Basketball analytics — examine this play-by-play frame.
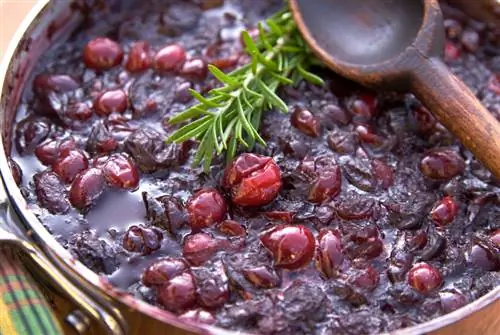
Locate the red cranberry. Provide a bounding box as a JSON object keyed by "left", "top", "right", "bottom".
{"left": 316, "top": 229, "right": 343, "bottom": 278}
{"left": 430, "top": 196, "right": 458, "bottom": 226}
{"left": 186, "top": 188, "right": 226, "bottom": 230}
{"left": 95, "top": 89, "right": 128, "bottom": 116}
{"left": 183, "top": 233, "right": 220, "bottom": 266}
{"left": 142, "top": 258, "right": 188, "bottom": 287}
{"left": 420, "top": 149, "right": 465, "bottom": 180}
{"left": 243, "top": 266, "right": 281, "bottom": 288}
{"left": 407, "top": 263, "right": 443, "bottom": 294}
{"left": 69, "top": 168, "right": 105, "bottom": 210}
{"left": 126, "top": 41, "right": 153, "bottom": 72}
{"left": 345, "top": 93, "right": 377, "bottom": 120}
{"left": 223, "top": 153, "right": 281, "bottom": 207}
{"left": 372, "top": 159, "right": 394, "bottom": 189}
{"left": 33, "top": 74, "right": 79, "bottom": 95}
{"left": 290, "top": 107, "right": 321, "bottom": 137}
{"left": 491, "top": 230, "right": 500, "bottom": 248}
{"left": 154, "top": 44, "right": 186, "bottom": 72}
{"left": 8, "top": 159, "right": 22, "bottom": 186}
{"left": 263, "top": 211, "right": 295, "bottom": 224}
{"left": 439, "top": 291, "right": 468, "bottom": 313}
{"left": 66, "top": 102, "right": 93, "bottom": 121}
{"left": 217, "top": 220, "right": 246, "bottom": 236}
{"left": 157, "top": 272, "right": 197, "bottom": 313}
{"left": 355, "top": 124, "right": 383, "bottom": 145}
{"left": 412, "top": 105, "right": 436, "bottom": 134}
{"left": 349, "top": 265, "right": 380, "bottom": 291}
{"left": 35, "top": 138, "right": 76, "bottom": 166}
{"left": 83, "top": 37, "right": 124, "bottom": 70}
{"left": 444, "top": 41, "right": 461, "bottom": 62}
{"left": 327, "top": 131, "right": 357, "bottom": 154}
{"left": 102, "top": 154, "right": 139, "bottom": 190}
{"left": 180, "top": 58, "right": 208, "bottom": 81}
{"left": 336, "top": 195, "right": 374, "bottom": 221}
{"left": 210, "top": 55, "right": 239, "bottom": 70}
{"left": 178, "top": 309, "right": 215, "bottom": 325}
{"left": 308, "top": 165, "right": 342, "bottom": 204}
{"left": 344, "top": 224, "right": 384, "bottom": 260}
{"left": 123, "top": 225, "right": 163, "bottom": 255}
{"left": 468, "top": 243, "right": 499, "bottom": 271}
{"left": 87, "top": 123, "right": 118, "bottom": 155}
{"left": 260, "top": 225, "right": 315, "bottom": 270}
{"left": 52, "top": 149, "right": 89, "bottom": 183}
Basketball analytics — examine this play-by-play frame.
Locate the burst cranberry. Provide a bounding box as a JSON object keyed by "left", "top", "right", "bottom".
{"left": 102, "top": 154, "right": 139, "bottom": 190}
{"left": 94, "top": 89, "right": 128, "bottom": 116}
{"left": 123, "top": 225, "right": 163, "bottom": 255}
{"left": 126, "top": 41, "right": 153, "bottom": 72}
{"left": 372, "top": 159, "right": 393, "bottom": 189}
{"left": 217, "top": 220, "right": 246, "bottom": 236}
{"left": 439, "top": 291, "right": 468, "bottom": 313}
{"left": 66, "top": 102, "right": 93, "bottom": 121}
{"left": 183, "top": 233, "right": 220, "bottom": 266}
{"left": 15, "top": 116, "right": 51, "bottom": 154}
{"left": 243, "top": 266, "right": 281, "bottom": 288}
{"left": 444, "top": 41, "right": 461, "bottom": 62}
{"left": 491, "top": 230, "right": 500, "bottom": 248}
{"left": 349, "top": 265, "right": 380, "bottom": 290}
{"left": 69, "top": 168, "right": 105, "bottom": 210}
{"left": 35, "top": 138, "right": 76, "bottom": 166}
{"left": 52, "top": 149, "right": 89, "bottom": 183}
{"left": 180, "top": 58, "right": 208, "bottom": 81}
{"left": 345, "top": 93, "right": 377, "bottom": 120}
{"left": 260, "top": 224, "right": 315, "bottom": 270}
{"left": 186, "top": 188, "right": 226, "bottom": 230}
{"left": 412, "top": 105, "right": 436, "bottom": 134}
{"left": 142, "top": 258, "right": 189, "bottom": 287}
{"left": 316, "top": 229, "right": 344, "bottom": 278}
{"left": 223, "top": 153, "right": 281, "bottom": 207}
{"left": 407, "top": 263, "right": 443, "bottom": 294}
{"left": 264, "top": 211, "right": 295, "bottom": 224}
{"left": 154, "top": 44, "right": 186, "bottom": 72}
{"left": 308, "top": 165, "right": 342, "bottom": 203}
{"left": 344, "top": 225, "right": 384, "bottom": 260}
{"left": 8, "top": 159, "right": 22, "bottom": 186}
{"left": 468, "top": 243, "right": 499, "bottom": 271}
{"left": 430, "top": 196, "right": 458, "bottom": 226}
{"left": 420, "top": 149, "right": 465, "bottom": 180}
{"left": 336, "top": 196, "right": 374, "bottom": 221}
{"left": 34, "top": 172, "right": 70, "bottom": 214}
{"left": 33, "top": 74, "right": 79, "bottom": 95}
{"left": 157, "top": 272, "right": 197, "bottom": 313}
{"left": 290, "top": 107, "right": 320, "bottom": 137}
{"left": 83, "top": 37, "right": 123, "bottom": 70}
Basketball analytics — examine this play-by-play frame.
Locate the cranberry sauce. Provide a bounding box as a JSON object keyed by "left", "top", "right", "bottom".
{"left": 9, "top": 1, "right": 499, "bottom": 334}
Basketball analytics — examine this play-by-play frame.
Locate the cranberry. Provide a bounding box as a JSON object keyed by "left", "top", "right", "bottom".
{"left": 174, "top": 81, "right": 194, "bottom": 103}
{"left": 83, "top": 37, "right": 124, "bottom": 70}
{"left": 420, "top": 149, "right": 465, "bottom": 180}
{"left": 143, "top": 193, "right": 187, "bottom": 234}
{"left": 430, "top": 196, "right": 458, "bottom": 226}
{"left": 186, "top": 188, "right": 226, "bottom": 230}
{"left": 308, "top": 164, "right": 342, "bottom": 204}
{"left": 178, "top": 309, "right": 215, "bottom": 325}
{"left": 15, "top": 116, "right": 51, "bottom": 154}
{"left": 33, "top": 74, "right": 79, "bottom": 95}
{"left": 183, "top": 233, "right": 219, "bottom": 266}
{"left": 94, "top": 89, "right": 128, "bottom": 116}
{"left": 345, "top": 93, "right": 377, "bottom": 120}
{"left": 8, "top": 159, "right": 22, "bottom": 186}
{"left": 157, "top": 272, "right": 197, "bottom": 313}
{"left": 290, "top": 107, "right": 321, "bottom": 137}
{"left": 180, "top": 58, "right": 208, "bottom": 81}
{"left": 35, "top": 138, "right": 76, "bottom": 166}
{"left": 126, "top": 41, "right": 153, "bottom": 72}
{"left": 467, "top": 243, "right": 499, "bottom": 271}
{"left": 412, "top": 105, "right": 436, "bottom": 134}
{"left": 69, "top": 168, "right": 105, "bottom": 210}
{"left": 102, "top": 154, "right": 139, "bottom": 190}
{"left": 336, "top": 195, "right": 374, "bottom": 221}
{"left": 388, "top": 251, "right": 414, "bottom": 283}
{"left": 372, "top": 159, "right": 394, "bottom": 189}
{"left": 344, "top": 224, "right": 384, "bottom": 260}
{"left": 487, "top": 74, "right": 500, "bottom": 95}
{"left": 316, "top": 229, "right": 343, "bottom": 278}
{"left": 439, "top": 291, "right": 468, "bottom": 313}
{"left": 263, "top": 211, "right": 295, "bottom": 224}
{"left": 193, "top": 267, "right": 229, "bottom": 308}
{"left": 87, "top": 122, "right": 118, "bottom": 155}
{"left": 444, "top": 41, "right": 461, "bottom": 62}
{"left": 154, "top": 44, "right": 186, "bottom": 72}
{"left": 217, "top": 220, "right": 246, "bottom": 236}
{"left": 223, "top": 153, "right": 281, "bottom": 207}
{"left": 210, "top": 55, "right": 239, "bottom": 71}
{"left": 52, "top": 149, "right": 89, "bottom": 183}
{"left": 327, "top": 131, "right": 357, "bottom": 154}
{"left": 66, "top": 102, "right": 93, "bottom": 121}
{"left": 243, "top": 266, "right": 281, "bottom": 288}
{"left": 322, "top": 103, "right": 350, "bottom": 126}
{"left": 260, "top": 224, "right": 315, "bottom": 270}
{"left": 407, "top": 263, "right": 443, "bottom": 294}
{"left": 491, "top": 230, "right": 500, "bottom": 248}
{"left": 142, "top": 258, "right": 188, "bottom": 287}
{"left": 349, "top": 265, "right": 380, "bottom": 291}
{"left": 34, "top": 171, "right": 70, "bottom": 214}
{"left": 123, "top": 225, "right": 163, "bottom": 255}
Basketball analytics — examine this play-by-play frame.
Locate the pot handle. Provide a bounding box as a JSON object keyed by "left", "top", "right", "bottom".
{"left": 0, "top": 227, "right": 127, "bottom": 335}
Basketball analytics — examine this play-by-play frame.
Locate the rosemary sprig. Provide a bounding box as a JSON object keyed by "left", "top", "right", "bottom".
{"left": 166, "top": 8, "right": 324, "bottom": 171}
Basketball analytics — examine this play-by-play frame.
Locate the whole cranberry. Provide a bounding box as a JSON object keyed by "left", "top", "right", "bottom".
{"left": 186, "top": 188, "right": 226, "bottom": 230}
{"left": 180, "top": 58, "right": 208, "bottom": 81}
{"left": 35, "top": 138, "right": 76, "bottom": 166}
{"left": 69, "top": 168, "right": 105, "bottom": 210}
{"left": 102, "top": 154, "right": 139, "bottom": 190}
{"left": 290, "top": 107, "right": 320, "bottom": 137}
{"left": 345, "top": 93, "right": 378, "bottom": 120}
{"left": 126, "top": 41, "right": 153, "bottom": 72}
{"left": 154, "top": 44, "right": 186, "bottom": 72}
{"left": 349, "top": 265, "right": 380, "bottom": 291}
{"left": 217, "top": 220, "right": 246, "bottom": 236}
{"left": 439, "top": 291, "right": 468, "bottom": 313}
{"left": 467, "top": 243, "right": 499, "bottom": 271}
{"left": 491, "top": 230, "right": 500, "bottom": 248}
{"left": 223, "top": 153, "right": 281, "bottom": 207}
{"left": 178, "top": 309, "right": 215, "bottom": 325}
{"left": 316, "top": 229, "right": 344, "bottom": 278}
{"left": 183, "top": 233, "right": 220, "bottom": 266}
{"left": 260, "top": 224, "right": 315, "bottom": 270}
{"left": 83, "top": 37, "right": 124, "bottom": 70}
{"left": 33, "top": 74, "right": 79, "bottom": 95}
{"left": 407, "top": 263, "right": 443, "bottom": 294}
{"left": 52, "top": 149, "right": 89, "bottom": 183}
{"left": 123, "top": 225, "right": 163, "bottom": 255}
{"left": 420, "top": 149, "right": 465, "bottom": 180}
{"left": 243, "top": 266, "right": 281, "bottom": 288}
{"left": 157, "top": 272, "right": 197, "bottom": 313}
{"left": 142, "top": 258, "right": 188, "bottom": 287}
{"left": 94, "top": 89, "right": 128, "bottom": 116}
{"left": 430, "top": 196, "right": 458, "bottom": 226}
{"left": 8, "top": 159, "right": 22, "bottom": 186}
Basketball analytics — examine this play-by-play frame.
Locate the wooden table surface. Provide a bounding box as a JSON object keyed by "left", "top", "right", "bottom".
{"left": 1, "top": 1, "right": 498, "bottom": 335}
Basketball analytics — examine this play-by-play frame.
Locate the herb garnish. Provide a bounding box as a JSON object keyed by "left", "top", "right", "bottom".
{"left": 166, "top": 8, "right": 323, "bottom": 171}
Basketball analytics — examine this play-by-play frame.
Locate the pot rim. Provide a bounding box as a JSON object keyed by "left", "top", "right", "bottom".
{"left": 0, "top": 2, "right": 498, "bottom": 335}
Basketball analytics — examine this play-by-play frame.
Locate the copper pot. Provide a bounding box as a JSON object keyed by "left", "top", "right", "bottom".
{"left": 0, "top": 1, "right": 498, "bottom": 334}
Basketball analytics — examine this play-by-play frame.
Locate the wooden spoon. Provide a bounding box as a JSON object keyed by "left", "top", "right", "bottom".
{"left": 290, "top": 0, "right": 500, "bottom": 178}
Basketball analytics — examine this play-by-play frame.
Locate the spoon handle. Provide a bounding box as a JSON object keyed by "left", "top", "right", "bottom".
{"left": 410, "top": 56, "right": 500, "bottom": 179}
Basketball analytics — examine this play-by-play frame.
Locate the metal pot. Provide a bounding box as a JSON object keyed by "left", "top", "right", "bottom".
{"left": 0, "top": 1, "right": 498, "bottom": 334}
